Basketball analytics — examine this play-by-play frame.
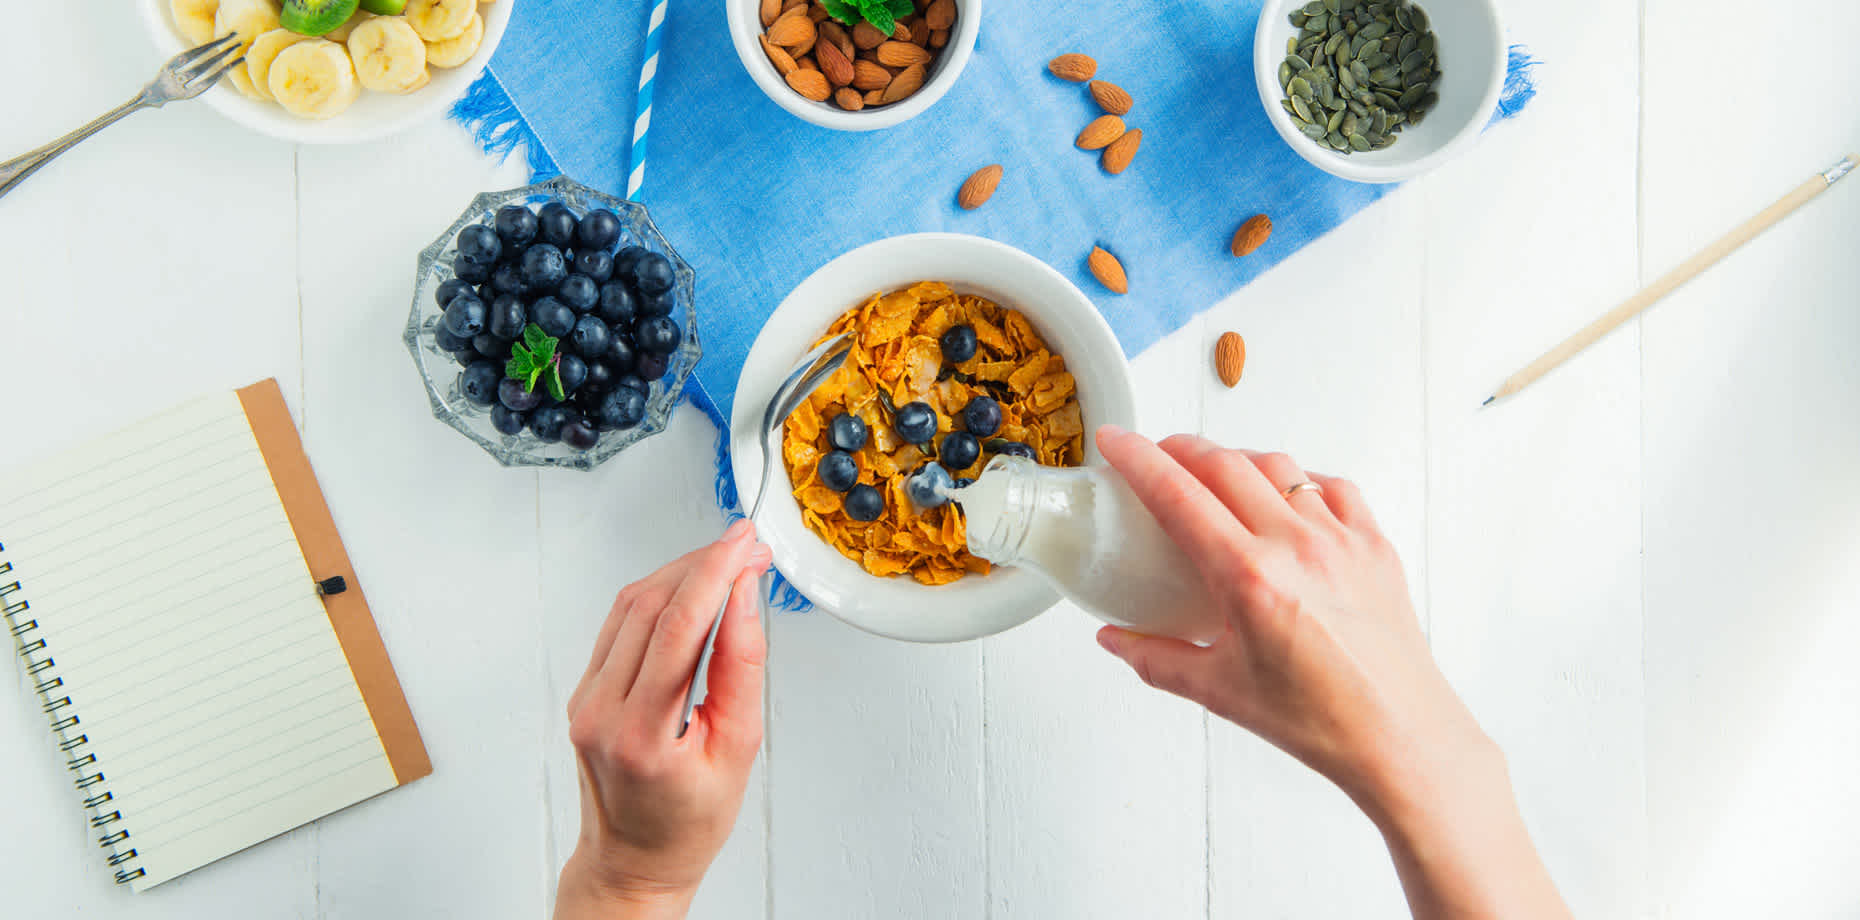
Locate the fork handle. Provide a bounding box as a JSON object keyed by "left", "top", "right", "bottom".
{"left": 0, "top": 94, "right": 155, "bottom": 202}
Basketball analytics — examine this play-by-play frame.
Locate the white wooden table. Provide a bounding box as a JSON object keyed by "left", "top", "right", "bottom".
{"left": 4, "top": 2, "right": 1857, "bottom": 917}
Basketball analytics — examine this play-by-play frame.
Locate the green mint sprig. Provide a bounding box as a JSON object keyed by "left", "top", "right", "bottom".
{"left": 506, "top": 323, "right": 566, "bottom": 401}
{"left": 821, "top": 0, "right": 914, "bottom": 35}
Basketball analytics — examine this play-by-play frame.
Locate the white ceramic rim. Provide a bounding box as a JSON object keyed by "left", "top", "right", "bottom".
{"left": 725, "top": 0, "right": 982, "bottom": 132}
{"left": 731, "top": 233, "right": 1137, "bottom": 642}
{"left": 1251, "top": 0, "right": 1505, "bottom": 184}
{"left": 135, "top": 0, "right": 514, "bottom": 145}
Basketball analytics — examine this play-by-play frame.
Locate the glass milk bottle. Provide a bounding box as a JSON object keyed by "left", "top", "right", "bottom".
{"left": 955, "top": 455, "right": 1223, "bottom": 643}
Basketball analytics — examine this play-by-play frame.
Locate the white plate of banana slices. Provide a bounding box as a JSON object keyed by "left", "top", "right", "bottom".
{"left": 138, "top": 0, "right": 513, "bottom": 144}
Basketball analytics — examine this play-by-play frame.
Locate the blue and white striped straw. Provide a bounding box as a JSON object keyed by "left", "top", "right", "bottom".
{"left": 627, "top": 0, "right": 667, "bottom": 200}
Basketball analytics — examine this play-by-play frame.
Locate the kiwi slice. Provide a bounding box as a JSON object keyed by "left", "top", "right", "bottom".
{"left": 280, "top": 0, "right": 362, "bottom": 36}
{"left": 358, "top": 0, "right": 407, "bottom": 14}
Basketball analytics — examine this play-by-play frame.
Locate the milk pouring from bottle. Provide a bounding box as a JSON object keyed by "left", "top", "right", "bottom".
{"left": 956, "top": 456, "right": 1223, "bottom": 643}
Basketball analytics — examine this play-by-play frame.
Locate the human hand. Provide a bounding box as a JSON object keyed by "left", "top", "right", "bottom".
{"left": 554, "top": 520, "right": 770, "bottom": 920}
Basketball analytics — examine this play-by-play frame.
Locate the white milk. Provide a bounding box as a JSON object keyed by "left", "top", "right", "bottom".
{"left": 956, "top": 456, "right": 1223, "bottom": 643}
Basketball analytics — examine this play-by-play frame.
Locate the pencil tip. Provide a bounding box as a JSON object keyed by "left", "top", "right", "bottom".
{"left": 1480, "top": 395, "right": 1496, "bottom": 407}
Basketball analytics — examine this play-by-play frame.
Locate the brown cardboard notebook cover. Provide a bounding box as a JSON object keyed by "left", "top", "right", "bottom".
{"left": 236, "top": 379, "right": 432, "bottom": 785}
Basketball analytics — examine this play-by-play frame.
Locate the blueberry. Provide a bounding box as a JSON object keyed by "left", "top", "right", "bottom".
{"left": 456, "top": 224, "right": 502, "bottom": 264}
{"left": 519, "top": 244, "right": 568, "bottom": 292}
{"left": 994, "top": 440, "right": 1037, "bottom": 460}
{"left": 477, "top": 282, "right": 499, "bottom": 305}
{"left": 568, "top": 315, "right": 613, "bottom": 360}
{"left": 906, "top": 462, "right": 954, "bottom": 508}
{"left": 491, "top": 403, "right": 527, "bottom": 436}
{"left": 893, "top": 401, "right": 938, "bottom": 444}
{"left": 843, "top": 484, "right": 885, "bottom": 522}
{"left": 459, "top": 360, "right": 502, "bottom": 405}
{"left": 817, "top": 450, "right": 860, "bottom": 492}
{"left": 452, "top": 254, "right": 492, "bottom": 284}
{"left": 605, "top": 335, "right": 638, "bottom": 374}
{"left": 634, "top": 315, "right": 682, "bottom": 354}
{"left": 472, "top": 332, "right": 510, "bottom": 359}
{"left": 562, "top": 420, "right": 600, "bottom": 451}
{"left": 455, "top": 349, "right": 481, "bottom": 368}
{"left": 583, "top": 359, "right": 616, "bottom": 394}
{"left": 614, "top": 245, "right": 647, "bottom": 279}
{"left": 435, "top": 277, "right": 475, "bottom": 308}
{"left": 595, "top": 386, "right": 647, "bottom": 430}
{"left": 433, "top": 324, "right": 473, "bottom": 355}
{"left": 556, "top": 353, "right": 588, "bottom": 394}
{"left": 494, "top": 205, "right": 539, "bottom": 248}
{"left": 572, "top": 385, "right": 608, "bottom": 414}
{"left": 636, "top": 352, "right": 670, "bottom": 380}
{"left": 561, "top": 248, "right": 578, "bottom": 268}
{"left": 531, "top": 296, "right": 576, "bottom": 338}
{"left": 940, "top": 324, "right": 978, "bottom": 363}
{"left": 499, "top": 377, "right": 544, "bottom": 412}
{"left": 491, "top": 262, "right": 529, "bottom": 297}
{"left": 557, "top": 274, "right": 600, "bottom": 312}
{"left": 574, "top": 249, "right": 614, "bottom": 283}
{"left": 954, "top": 477, "right": 976, "bottom": 489}
{"left": 577, "top": 209, "right": 622, "bottom": 252}
{"left": 828, "top": 413, "right": 868, "bottom": 451}
{"left": 488, "top": 294, "right": 527, "bottom": 340}
{"left": 962, "top": 396, "right": 1001, "bottom": 437}
{"left": 537, "top": 202, "right": 578, "bottom": 248}
{"left": 596, "top": 282, "right": 638, "bottom": 327}
{"left": 940, "top": 431, "right": 981, "bottom": 471}
{"left": 529, "top": 406, "right": 571, "bottom": 442}
{"left": 633, "top": 252, "right": 675, "bottom": 295}
{"left": 639, "top": 287, "right": 676, "bottom": 318}
{"left": 442, "top": 293, "right": 488, "bottom": 337}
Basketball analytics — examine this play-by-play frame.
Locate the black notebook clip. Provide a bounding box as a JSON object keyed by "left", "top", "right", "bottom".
{"left": 315, "top": 575, "right": 348, "bottom": 597}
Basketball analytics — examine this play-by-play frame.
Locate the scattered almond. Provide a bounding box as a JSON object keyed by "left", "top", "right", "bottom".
{"left": 958, "top": 164, "right": 1003, "bottom": 210}
{"left": 1231, "top": 214, "right": 1272, "bottom": 257}
{"left": 1088, "top": 246, "right": 1128, "bottom": 294}
{"left": 816, "top": 39, "right": 855, "bottom": 86}
{"left": 851, "top": 21, "right": 887, "bottom": 49}
{"left": 1075, "top": 114, "right": 1126, "bottom": 150}
{"left": 1048, "top": 53, "right": 1097, "bottom": 82}
{"left": 875, "top": 40, "right": 930, "bottom": 68}
{"left": 1214, "top": 332, "right": 1246, "bottom": 387}
{"left": 1101, "top": 127, "right": 1141, "bottom": 174}
{"left": 1088, "top": 79, "right": 1132, "bottom": 115}
{"left": 851, "top": 59, "right": 892, "bottom": 91}
{"left": 759, "top": 0, "right": 781, "bottom": 28}
{"left": 785, "top": 68, "right": 830, "bottom": 101}
{"left": 766, "top": 8, "right": 814, "bottom": 47}
{"left": 926, "top": 0, "right": 956, "bottom": 30}
{"left": 834, "top": 86, "right": 865, "bottom": 111}
{"left": 880, "top": 62, "right": 925, "bottom": 103}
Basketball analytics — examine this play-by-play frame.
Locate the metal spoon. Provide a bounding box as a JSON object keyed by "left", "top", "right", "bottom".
{"left": 678, "top": 331, "right": 853, "bottom": 737}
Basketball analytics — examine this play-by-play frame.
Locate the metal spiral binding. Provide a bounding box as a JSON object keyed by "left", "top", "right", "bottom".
{"left": 1, "top": 549, "right": 145, "bottom": 885}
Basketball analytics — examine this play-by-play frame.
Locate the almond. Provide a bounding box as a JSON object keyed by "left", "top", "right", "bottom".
{"left": 1075, "top": 114, "right": 1125, "bottom": 150}
{"left": 851, "top": 21, "right": 887, "bottom": 49}
{"left": 766, "top": 9, "right": 814, "bottom": 47}
{"left": 1214, "top": 332, "right": 1246, "bottom": 387}
{"left": 864, "top": 87, "right": 887, "bottom": 105}
{"left": 875, "top": 40, "right": 930, "bottom": 68}
{"left": 817, "top": 39, "right": 855, "bottom": 86}
{"left": 890, "top": 21, "right": 913, "bottom": 43}
{"left": 795, "top": 55, "right": 817, "bottom": 71}
{"left": 929, "top": 28, "right": 948, "bottom": 48}
{"left": 1088, "top": 246, "right": 1128, "bottom": 295}
{"left": 925, "top": 0, "right": 956, "bottom": 30}
{"left": 852, "top": 59, "right": 892, "bottom": 91}
{"left": 1089, "top": 79, "right": 1132, "bottom": 115}
{"left": 903, "top": 16, "right": 928, "bottom": 47}
{"left": 786, "top": 68, "right": 830, "bottom": 101}
{"left": 818, "top": 21, "right": 853, "bottom": 60}
{"left": 761, "top": 36, "right": 798, "bottom": 76}
{"left": 1231, "top": 214, "right": 1272, "bottom": 257}
{"left": 1048, "top": 53, "right": 1096, "bottom": 82}
{"left": 782, "top": 0, "right": 806, "bottom": 10}
{"left": 1101, "top": 127, "right": 1141, "bottom": 174}
{"left": 958, "top": 164, "right": 1003, "bottom": 210}
{"left": 759, "top": 0, "right": 781, "bottom": 28}
{"left": 834, "top": 86, "right": 865, "bottom": 111}
{"left": 880, "top": 62, "right": 924, "bottom": 103}
{"left": 790, "top": 32, "right": 816, "bottom": 56}
{"left": 807, "top": 2, "right": 831, "bottom": 22}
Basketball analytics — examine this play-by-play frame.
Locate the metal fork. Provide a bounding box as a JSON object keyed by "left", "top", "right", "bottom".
{"left": 0, "top": 34, "right": 245, "bottom": 202}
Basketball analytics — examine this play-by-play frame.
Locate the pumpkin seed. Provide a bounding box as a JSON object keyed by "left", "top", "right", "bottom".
{"left": 1301, "top": 122, "right": 1327, "bottom": 139}
{"left": 1303, "top": 1, "right": 1324, "bottom": 15}
{"left": 1410, "top": 6, "right": 1427, "bottom": 30}
{"left": 1398, "top": 31, "right": 1419, "bottom": 59}
{"left": 1290, "top": 10, "right": 1309, "bottom": 27}
{"left": 1306, "top": 12, "right": 1328, "bottom": 31}
{"left": 1326, "top": 109, "right": 1344, "bottom": 132}
{"left": 1401, "top": 49, "right": 1430, "bottom": 74}
{"left": 1290, "top": 95, "right": 1314, "bottom": 121}
{"left": 1328, "top": 131, "right": 1347, "bottom": 148}
{"left": 1395, "top": 5, "right": 1411, "bottom": 29}
{"left": 1281, "top": 63, "right": 1294, "bottom": 88}
{"left": 1286, "top": 52, "right": 1310, "bottom": 71}
{"left": 1349, "top": 133, "right": 1370, "bottom": 151}
{"left": 1348, "top": 99, "right": 1370, "bottom": 117}
{"left": 1324, "top": 0, "right": 1339, "bottom": 12}
{"left": 1341, "top": 112, "right": 1359, "bottom": 136}
{"left": 1288, "top": 76, "right": 1312, "bottom": 99}
{"left": 1370, "top": 108, "right": 1388, "bottom": 133}
{"left": 1358, "top": 21, "right": 1389, "bottom": 40}
{"left": 1339, "top": 67, "right": 1358, "bottom": 92}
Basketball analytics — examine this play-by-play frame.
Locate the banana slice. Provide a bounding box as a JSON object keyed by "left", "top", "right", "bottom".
{"left": 347, "top": 16, "right": 428, "bottom": 92}
{"left": 223, "top": 65, "right": 264, "bottom": 99}
{"left": 399, "top": 68, "right": 431, "bottom": 92}
{"left": 171, "top": 0, "right": 221, "bottom": 45}
{"left": 325, "top": 9, "right": 373, "bottom": 43}
{"left": 423, "top": 11, "right": 481, "bottom": 68}
{"left": 405, "top": 0, "right": 474, "bottom": 41}
{"left": 268, "top": 39, "right": 360, "bottom": 119}
{"left": 244, "top": 29, "right": 306, "bottom": 102}
{"left": 214, "top": 0, "right": 280, "bottom": 56}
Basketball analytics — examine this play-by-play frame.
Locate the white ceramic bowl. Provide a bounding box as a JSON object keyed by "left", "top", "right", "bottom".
{"left": 725, "top": 0, "right": 981, "bottom": 132}
{"left": 732, "top": 234, "right": 1137, "bottom": 642}
{"left": 1252, "top": 0, "right": 1504, "bottom": 183}
{"left": 136, "top": 0, "right": 514, "bottom": 145}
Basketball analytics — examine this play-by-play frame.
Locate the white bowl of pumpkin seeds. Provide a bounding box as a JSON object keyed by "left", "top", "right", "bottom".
{"left": 1253, "top": 0, "right": 1505, "bottom": 183}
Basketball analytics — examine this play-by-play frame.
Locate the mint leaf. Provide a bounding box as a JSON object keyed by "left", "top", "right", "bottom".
{"left": 508, "top": 324, "right": 564, "bottom": 394}
{"left": 545, "top": 359, "right": 566, "bottom": 402}
{"left": 883, "top": 0, "right": 913, "bottom": 18}
{"left": 523, "top": 323, "right": 549, "bottom": 352}
{"left": 858, "top": 0, "right": 895, "bottom": 34}
{"left": 505, "top": 356, "right": 528, "bottom": 380}
{"left": 820, "top": 0, "right": 858, "bottom": 24}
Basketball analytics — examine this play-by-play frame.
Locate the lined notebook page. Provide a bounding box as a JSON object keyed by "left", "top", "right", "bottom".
{"left": 0, "top": 392, "right": 397, "bottom": 890}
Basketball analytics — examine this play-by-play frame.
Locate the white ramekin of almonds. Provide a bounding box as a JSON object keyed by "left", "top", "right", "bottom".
{"left": 727, "top": 0, "right": 982, "bottom": 132}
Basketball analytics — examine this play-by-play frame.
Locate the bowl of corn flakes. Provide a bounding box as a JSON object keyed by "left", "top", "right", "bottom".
{"left": 732, "top": 233, "right": 1137, "bottom": 642}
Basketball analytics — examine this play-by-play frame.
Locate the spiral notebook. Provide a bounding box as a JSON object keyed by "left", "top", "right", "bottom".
{"left": 0, "top": 379, "right": 430, "bottom": 892}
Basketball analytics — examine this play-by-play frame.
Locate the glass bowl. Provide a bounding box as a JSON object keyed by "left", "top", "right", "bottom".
{"left": 404, "top": 176, "right": 702, "bottom": 470}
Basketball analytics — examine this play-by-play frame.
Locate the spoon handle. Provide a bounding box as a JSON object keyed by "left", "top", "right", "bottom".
{"left": 677, "top": 487, "right": 771, "bottom": 738}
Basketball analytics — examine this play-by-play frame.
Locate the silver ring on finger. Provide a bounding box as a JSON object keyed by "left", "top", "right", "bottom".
{"left": 1281, "top": 481, "right": 1323, "bottom": 499}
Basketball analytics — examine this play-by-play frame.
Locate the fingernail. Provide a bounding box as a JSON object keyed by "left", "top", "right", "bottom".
{"left": 723, "top": 519, "right": 751, "bottom": 544}
{"left": 1096, "top": 628, "right": 1122, "bottom": 655}
{"left": 1099, "top": 423, "right": 1129, "bottom": 441}
{"left": 747, "top": 544, "right": 773, "bottom": 571}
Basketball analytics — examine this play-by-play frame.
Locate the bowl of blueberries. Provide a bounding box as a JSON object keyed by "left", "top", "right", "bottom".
{"left": 406, "top": 175, "right": 702, "bottom": 470}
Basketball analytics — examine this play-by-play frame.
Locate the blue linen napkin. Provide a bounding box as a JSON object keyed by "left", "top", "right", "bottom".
{"left": 456, "top": 0, "right": 1538, "bottom": 609}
